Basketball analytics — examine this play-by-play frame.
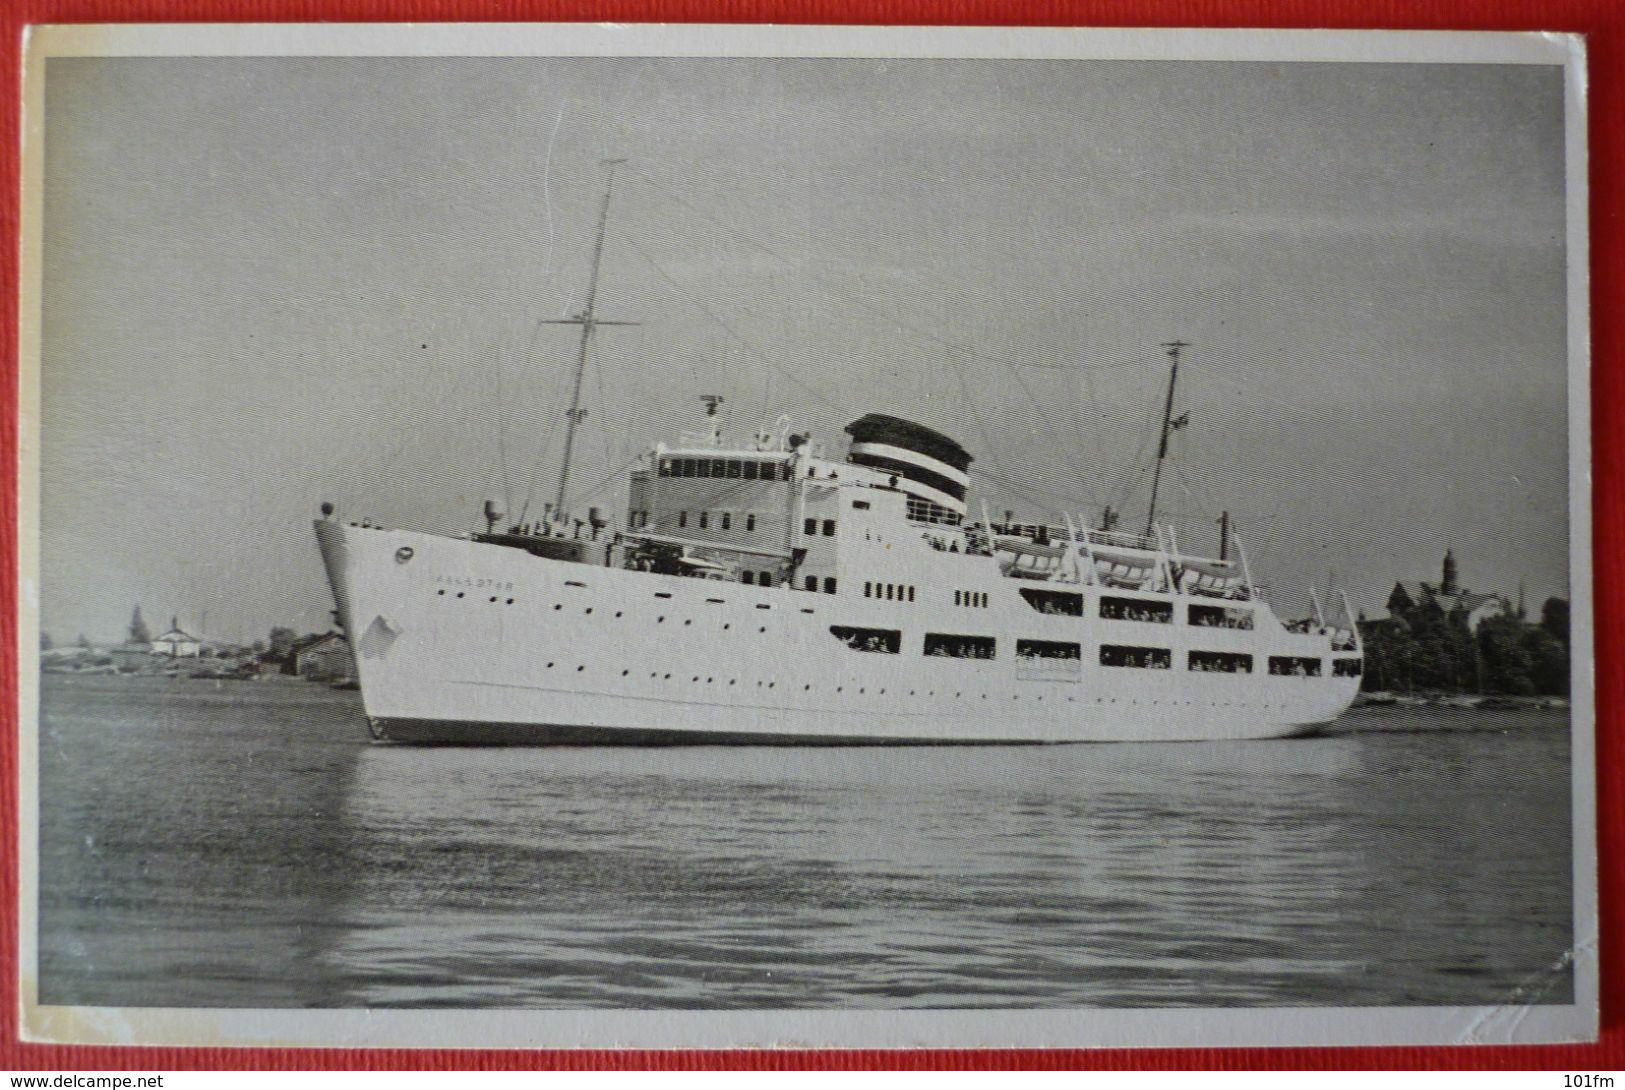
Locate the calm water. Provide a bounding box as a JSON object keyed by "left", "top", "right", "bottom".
{"left": 37, "top": 674, "right": 1573, "bottom": 1009}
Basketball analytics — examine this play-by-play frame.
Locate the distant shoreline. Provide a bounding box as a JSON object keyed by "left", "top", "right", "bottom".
{"left": 1355, "top": 690, "right": 1569, "bottom": 711}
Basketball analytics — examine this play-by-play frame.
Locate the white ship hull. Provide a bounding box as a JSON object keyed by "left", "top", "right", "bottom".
{"left": 316, "top": 520, "right": 1360, "bottom": 745}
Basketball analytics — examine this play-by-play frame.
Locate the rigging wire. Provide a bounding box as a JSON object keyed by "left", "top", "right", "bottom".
{"left": 968, "top": 469, "right": 1085, "bottom": 518}
{"left": 941, "top": 346, "right": 1010, "bottom": 485}
{"left": 622, "top": 165, "right": 1157, "bottom": 508}
{"left": 1000, "top": 359, "right": 1101, "bottom": 510}
{"left": 625, "top": 165, "right": 1143, "bottom": 378}
{"left": 508, "top": 163, "right": 1226, "bottom": 536}
{"left": 487, "top": 326, "right": 513, "bottom": 515}
{"left": 1101, "top": 393, "right": 1166, "bottom": 518}
{"left": 517, "top": 316, "right": 571, "bottom": 525}
{"left": 590, "top": 333, "right": 616, "bottom": 500}
{"left": 1073, "top": 362, "right": 1118, "bottom": 480}
{"left": 564, "top": 450, "right": 648, "bottom": 506}
{"left": 619, "top": 231, "right": 855, "bottom": 417}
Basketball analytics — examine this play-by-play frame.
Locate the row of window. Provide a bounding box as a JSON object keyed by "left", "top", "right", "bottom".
{"left": 925, "top": 633, "right": 996, "bottom": 659}
{"left": 670, "top": 511, "right": 761, "bottom": 533}
{"left": 802, "top": 517, "right": 837, "bottom": 537}
{"left": 801, "top": 575, "right": 839, "bottom": 594}
{"left": 864, "top": 581, "right": 916, "bottom": 602}
{"left": 832, "top": 625, "right": 902, "bottom": 653}
{"left": 905, "top": 496, "right": 963, "bottom": 526}
{"left": 1026, "top": 589, "right": 1258, "bottom": 631}
{"left": 1190, "top": 650, "right": 1254, "bottom": 674}
{"left": 1019, "top": 639, "right": 1082, "bottom": 661}
{"left": 528, "top": 657, "right": 1317, "bottom": 712}
{"left": 1100, "top": 597, "right": 1175, "bottom": 624}
{"left": 1106, "top": 647, "right": 1338, "bottom": 677}
{"left": 954, "top": 590, "right": 989, "bottom": 608}
{"left": 659, "top": 457, "right": 791, "bottom": 481}
{"left": 1101, "top": 644, "right": 1171, "bottom": 669}
{"left": 826, "top": 630, "right": 1351, "bottom": 678}
{"left": 1020, "top": 588, "right": 1083, "bottom": 616}
{"left": 1189, "top": 604, "right": 1255, "bottom": 631}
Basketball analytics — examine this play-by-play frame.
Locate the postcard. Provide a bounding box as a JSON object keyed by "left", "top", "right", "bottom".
{"left": 17, "top": 23, "right": 1594, "bottom": 1047}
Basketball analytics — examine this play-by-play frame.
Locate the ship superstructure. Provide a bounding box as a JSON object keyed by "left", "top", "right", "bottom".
{"left": 313, "top": 163, "right": 1362, "bottom": 745}
{"left": 315, "top": 404, "right": 1361, "bottom": 744}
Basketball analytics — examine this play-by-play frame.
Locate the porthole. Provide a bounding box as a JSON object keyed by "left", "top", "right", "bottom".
{"left": 437, "top": 589, "right": 445, "bottom": 596}
{"left": 489, "top": 596, "right": 497, "bottom": 603}
{"left": 585, "top": 607, "right": 593, "bottom": 615}
{"left": 684, "top": 619, "right": 692, "bottom": 626}
{"left": 768, "top": 682, "right": 775, "bottom": 689}
{"left": 723, "top": 624, "right": 731, "bottom": 630}
{"left": 552, "top": 603, "right": 561, "bottom": 611}
{"left": 577, "top": 665, "right": 585, "bottom": 672}
{"left": 804, "top": 684, "right": 811, "bottom": 691}
{"left": 456, "top": 592, "right": 465, "bottom": 599}
{"left": 621, "top": 669, "right": 629, "bottom": 676}
{"left": 507, "top": 598, "right": 515, "bottom": 605}
{"left": 657, "top": 616, "right": 664, "bottom": 623}
{"left": 546, "top": 662, "right": 554, "bottom": 668}
{"left": 614, "top": 611, "right": 622, "bottom": 618}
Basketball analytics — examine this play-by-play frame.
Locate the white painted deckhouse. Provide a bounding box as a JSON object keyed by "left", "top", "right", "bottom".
{"left": 316, "top": 402, "right": 1362, "bottom": 745}
{"left": 314, "top": 165, "right": 1362, "bottom": 745}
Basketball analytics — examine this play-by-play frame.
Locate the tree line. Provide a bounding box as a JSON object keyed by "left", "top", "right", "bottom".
{"left": 1358, "top": 596, "right": 1569, "bottom": 696}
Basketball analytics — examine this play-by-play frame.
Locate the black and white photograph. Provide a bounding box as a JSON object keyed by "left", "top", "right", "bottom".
{"left": 18, "top": 24, "right": 1594, "bottom": 1047}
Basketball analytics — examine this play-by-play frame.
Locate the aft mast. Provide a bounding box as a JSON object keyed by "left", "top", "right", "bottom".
{"left": 1144, "top": 339, "right": 1189, "bottom": 537}
{"left": 543, "top": 158, "right": 639, "bottom": 520}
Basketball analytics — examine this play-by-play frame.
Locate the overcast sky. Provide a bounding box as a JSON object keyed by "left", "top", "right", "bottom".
{"left": 38, "top": 55, "right": 1571, "bottom": 644}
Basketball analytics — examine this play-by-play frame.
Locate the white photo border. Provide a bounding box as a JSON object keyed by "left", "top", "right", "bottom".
{"left": 15, "top": 22, "right": 1596, "bottom": 1049}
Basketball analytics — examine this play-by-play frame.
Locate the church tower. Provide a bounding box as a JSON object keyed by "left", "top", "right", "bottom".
{"left": 1441, "top": 550, "right": 1459, "bottom": 596}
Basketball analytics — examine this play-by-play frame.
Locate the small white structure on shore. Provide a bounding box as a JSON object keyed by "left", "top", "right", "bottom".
{"left": 150, "top": 617, "right": 201, "bottom": 657}
{"left": 293, "top": 632, "right": 354, "bottom": 680}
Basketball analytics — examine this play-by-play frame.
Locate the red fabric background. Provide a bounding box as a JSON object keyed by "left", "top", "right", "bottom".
{"left": 0, "top": 0, "right": 1617, "bottom": 1071}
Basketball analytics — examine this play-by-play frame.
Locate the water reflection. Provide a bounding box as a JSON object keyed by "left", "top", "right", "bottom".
{"left": 39, "top": 678, "right": 1572, "bottom": 1010}
{"left": 324, "top": 717, "right": 1569, "bottom": 1008}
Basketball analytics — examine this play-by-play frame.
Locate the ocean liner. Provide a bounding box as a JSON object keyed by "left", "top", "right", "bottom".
{"left": 314, "top": 166, "right": 1362, "bottom": 745}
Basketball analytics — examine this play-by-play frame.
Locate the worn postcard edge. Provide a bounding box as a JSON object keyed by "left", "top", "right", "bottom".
{"left": 12, "top": 22, "right": 1597, "bottom": 1049}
